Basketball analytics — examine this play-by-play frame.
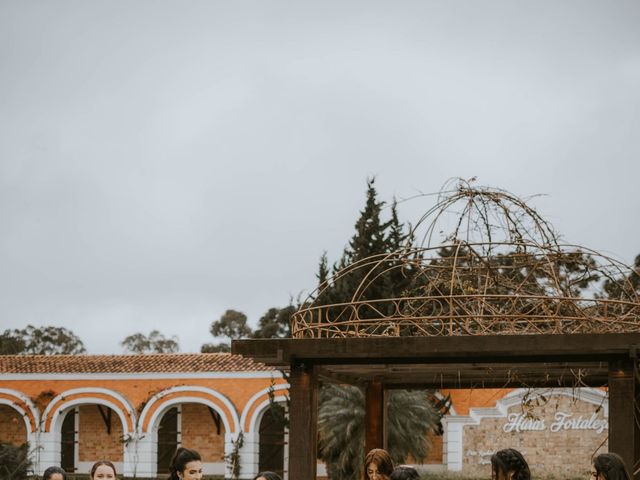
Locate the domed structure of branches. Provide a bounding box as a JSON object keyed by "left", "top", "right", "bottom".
{"left": 292, "top": 180, "right": 640, "bottom": 338}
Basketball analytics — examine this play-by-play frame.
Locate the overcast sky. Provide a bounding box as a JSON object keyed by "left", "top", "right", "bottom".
{"left": 1, "top": 1, "right": 639, "bottom": 354}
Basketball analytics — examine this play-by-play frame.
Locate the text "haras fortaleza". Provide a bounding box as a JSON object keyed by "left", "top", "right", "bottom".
{"left": 502, "top": 412, "right": 607, "bottom": 434}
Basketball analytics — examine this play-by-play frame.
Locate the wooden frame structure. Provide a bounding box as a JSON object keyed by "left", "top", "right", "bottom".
{"left": 234, "top": 183, "right": 640, "bottom": 478}
{"left": 233, "top": 333, "right": 640, "bottom": 480}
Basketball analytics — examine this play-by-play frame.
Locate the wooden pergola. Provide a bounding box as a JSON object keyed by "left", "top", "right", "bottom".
{"left": 234, "top": 184, "right": 640, "bottom": 479}
{"left": 233, "top": 333, "right": 640, "bottom": 480}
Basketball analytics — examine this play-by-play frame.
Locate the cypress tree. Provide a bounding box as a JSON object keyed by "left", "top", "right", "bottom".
{"left": 313, "top": 179, "right": 445, "bottom": 480}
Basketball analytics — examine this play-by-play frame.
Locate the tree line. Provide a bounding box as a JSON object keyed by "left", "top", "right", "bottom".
{"left": 0, "top": 306, "right": 294, "bottom": 355}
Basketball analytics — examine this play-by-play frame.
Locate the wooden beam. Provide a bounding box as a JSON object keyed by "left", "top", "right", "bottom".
{"left": 232, "top": 333, "right": 640, "bottom": 366}
{"left": 365, "top": 380, "right": 384, "bottom": 453}
{"left": 317, "top": 366, "right": 366, "bottom": 387}
{"left": 608, "top": 358, "right": 639, "bottom": 478}
{"left": 382, "top": 377, "right": 609, "bottom": 389}
{"left": 289, "top": 362, "right": 318, "bottom": 480}
{"left": 325, "top": 361, "right": 609, "bottom": 388}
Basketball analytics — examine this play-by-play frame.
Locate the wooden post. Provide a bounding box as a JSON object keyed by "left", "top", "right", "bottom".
{"left": 608, "top": 358, "right": 639, "bottom": 478}
{"left": 365, "top": 380, "right": 384, "bottom": 453}
{"left": 289, "top": 362, "right": 318, "bottom": 480}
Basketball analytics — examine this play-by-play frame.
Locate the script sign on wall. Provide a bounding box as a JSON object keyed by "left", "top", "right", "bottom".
{"left": 503, "top": 412, "right": 608, "bottom": 434}
{"left": 460, "top": 390, "right": 609, "bottom": 477}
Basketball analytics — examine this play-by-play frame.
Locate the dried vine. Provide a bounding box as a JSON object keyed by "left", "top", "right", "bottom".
{"left": 292, "top": 180, "right": 640, "bottom": 338}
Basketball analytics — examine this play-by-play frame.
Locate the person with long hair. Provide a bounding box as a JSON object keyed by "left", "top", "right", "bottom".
{"left": 490, "top": 448, "right": 530, "bottom": 480}
{"left": 253, "top": 472, "right": 282, "bottom": 480}
{"left": 592, "top": 453, "right": 631, "bottom": 480}
{"left": 390, "top": 465, "right": 420, "bottom": 480}
{"left": 169, "top": 447, "right": 203, "bottom": 480}
{"left": 365, "top": 448, "right": 394, "bottom": 480}
{"left": 42, "top": 466, "right": 66, "bottom": 480}
{"left": 90, "top": 461, "right": 117, "bottom": 480}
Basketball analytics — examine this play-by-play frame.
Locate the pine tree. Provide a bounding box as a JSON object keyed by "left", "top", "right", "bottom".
{"left": 314, "top": 179, "right": 444, "bottom": 480}
{"left": 319, "top": 179, "right": 409, "bottom": 323}
{"left": 343, "top": 177, "right": 391, "bottom": 303}
{"left": 603, "top": 253, "right": 640, "bottom": 300}
{"left": 316, "top": 181, "right": 424, "bottom": 325}
{"left": 314, "top": 252, "right": 331, "bottom": 307}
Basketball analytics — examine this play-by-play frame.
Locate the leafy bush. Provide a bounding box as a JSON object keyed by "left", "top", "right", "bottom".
{"left": 0, "top": 442, "right": 32, "bottom": 480}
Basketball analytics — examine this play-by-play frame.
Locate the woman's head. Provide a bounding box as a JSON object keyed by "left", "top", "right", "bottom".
{"left": 491, "top": 449, "right": 530, "bottom": 480}
{"left": 365, "top": 448, "right": 394, "bottom": 480}
{"left": 390, "top": 466, "right": 420, "bottom": 480}
{"left": 169, "top": 447, "right": 203, "bottom": 480}
{"left": 253, "top": 472, "right": 283, "bottom": 480}
{"left": 592, "top": 453, "right": 631, "bottom": 480}
{"left": 90, "top": 461, "right": 117, "bottom": 480}
{"left": 43, "top": 466, "right": 67, "bottom": 480}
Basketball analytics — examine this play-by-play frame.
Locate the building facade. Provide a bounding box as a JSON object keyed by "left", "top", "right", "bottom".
{"left": 0, "top": 354, "right": 607, "bottom": 478}
{"left": 0, "top": 354, "right": 287, "bottom": 478}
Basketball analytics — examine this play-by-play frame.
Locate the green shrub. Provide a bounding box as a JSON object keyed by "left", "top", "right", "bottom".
{"left": 0, "top": 442, "right": 32, "bottom": 480}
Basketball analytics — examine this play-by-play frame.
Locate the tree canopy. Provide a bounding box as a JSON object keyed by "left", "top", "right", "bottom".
{"left": 314, "top": 179, "right": 418, "bottom": 324}
{"left": 0, "top": 325, "right": 85, "bottom": 355}
{"left": 0, "top": 332, "right": 25, "bottom": 355}
{"left": 604, "top": 253, "right": 640, "bottom": 300}
{"left": 201, "top": 309, "right": 251, "bottom": 353}
{"left": 252, "top": 305, "right": 295, "bottom": 339}
{"left": 121, "top": 330, "right": 180, "bottom": 354}
{"left": 210, "top": 309, "right": 251, "bottom": 339}
{"left": 201, "top": 305, "right": 295, "bottom": 352}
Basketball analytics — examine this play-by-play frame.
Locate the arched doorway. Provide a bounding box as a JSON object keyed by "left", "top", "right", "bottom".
{"left": 139, "top": 386, "right": 239, "bottom": 478}
{"left": 153, "top": 403, "right": 228, "bottom": 476}
{"left": 44, "top": 388, "right": 134, "bottom": 475}
{"left": 157, "top": 407, "right": 179, "bottom": 474}
{"left": 77, "top": 404, "right": 124, "bottom": 471}
{"left": 259, "top": 404, "right": 286, "bottom": 477}
{"left": 0, "top": 404, "right": 28, "bottom": 446}
{"left": 60, "top": 408, "right": 77, "bottom": 472}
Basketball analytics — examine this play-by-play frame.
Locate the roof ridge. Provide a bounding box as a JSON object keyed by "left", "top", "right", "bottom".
{"left": 0, "top": 352, "right": 274, "bottom": 373}
{"left": 0, "top": 352, "right": 234, "bottom": 359}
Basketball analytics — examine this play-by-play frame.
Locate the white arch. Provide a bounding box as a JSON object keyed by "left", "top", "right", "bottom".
{"left": 0, "top": 388, "right": 40, "bottom": 434}
{"left": 50, "top": 398, "right": 132, "bottom": 436}
{"left": 43, "top": 387, "right": 136, "bottom": 434}
{"left": 240, "top": 384, "right": 289, "bottom": 434}
{"left": 138, "top": 386, "right": 240, "bottom": 434}
{"left": 499, "top": 387, "right": 608, "bottom": 417}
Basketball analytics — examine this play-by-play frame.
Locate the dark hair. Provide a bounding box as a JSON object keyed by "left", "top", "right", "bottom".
{"left": 43, "top": 466, "right": 67, "bottom": 480}
{"left": 90, "top": 461, "right": 117, "bottom": 479}
{"left": 390, "top": 466, "right": 420, "bottom": 480}
{"left": 253, "top": 472, "right": 283, "bottom": 480}
{"left": 593, "top": 453, "right": 631, "bottom": 480}
{"left": 169, "top": 447, "right": 202, "bottom": 480}
{"left": 365, "top": 448, "right": 394, "bottom": 480}
{"left": 491, "top": 449, "right": 530, "bottom": 480}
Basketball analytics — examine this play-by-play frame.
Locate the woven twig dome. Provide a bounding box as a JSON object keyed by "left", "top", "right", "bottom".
{"left": 292, "top": 180, "right": 640, "bottom": 338}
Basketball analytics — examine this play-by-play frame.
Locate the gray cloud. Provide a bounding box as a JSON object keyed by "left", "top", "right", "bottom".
{"left": 1, "top": 0, "right": 639, "bottom": 352}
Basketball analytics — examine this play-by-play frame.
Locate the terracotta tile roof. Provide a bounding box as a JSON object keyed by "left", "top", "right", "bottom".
{"left": 0, "top": 353, "right": 274, "bottom": 374}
